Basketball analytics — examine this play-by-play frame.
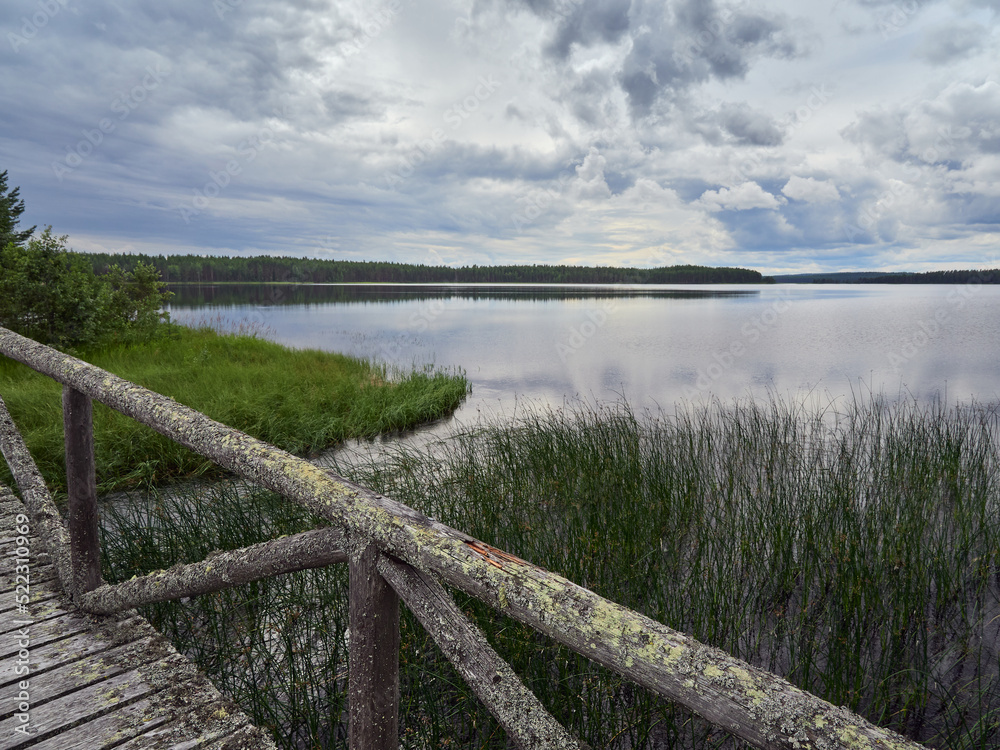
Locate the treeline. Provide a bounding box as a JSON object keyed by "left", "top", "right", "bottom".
{"left": 84, "top": 254, "right": 766, "bottom": 285}
{"left": 861, "top": 269, "right": 1000, "bottom": 284}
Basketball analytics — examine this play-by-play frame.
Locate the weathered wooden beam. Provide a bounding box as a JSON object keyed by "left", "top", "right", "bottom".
{"left": 63, "top": 385, "right": 102, "bottom": 597}
{"left": 0, "top": 326, "right": 926, "bottom": 750}
{"left": 79, "top": 526, "right": 348, "bottom": 613}
{"left": 378, "top": 553, "right": 586, "bottom": 750}
{"left": 349, "top": 543, "right": 399, "bottom": 750}
{"left": 0, "top": 394, "right": 74, "bottom": 593}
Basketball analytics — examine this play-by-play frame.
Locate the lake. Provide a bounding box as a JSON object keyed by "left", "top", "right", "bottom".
{"left": 167, "top": 282, "right": 1000, "bottom": 427}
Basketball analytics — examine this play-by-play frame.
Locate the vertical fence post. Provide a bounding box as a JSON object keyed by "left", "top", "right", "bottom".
{"left": 63, "top": 385, "right": 102, "bottom": 597}
{"left": 349, "top": 543, "right": 399, "bottom": 750}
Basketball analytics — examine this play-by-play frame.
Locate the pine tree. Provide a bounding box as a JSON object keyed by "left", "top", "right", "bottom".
{"left": 0, "top": 170, "right": 36, "bottom": 248}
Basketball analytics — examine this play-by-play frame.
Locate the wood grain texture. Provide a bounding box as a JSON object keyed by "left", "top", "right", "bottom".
{"left": 62, "top": 386, "right": 102, "bottom": 596}
{"left": 349, "top": 542, "right": 399, "bottom": 750}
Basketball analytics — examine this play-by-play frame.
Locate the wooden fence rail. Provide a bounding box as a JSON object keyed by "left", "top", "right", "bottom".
{"left": 0, "top": 325, "right": 925, "bottom": 750}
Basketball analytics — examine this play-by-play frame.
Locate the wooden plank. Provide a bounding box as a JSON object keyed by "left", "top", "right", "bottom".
{"left": 0, "top": 611, "right": 96, "bottom": 657}
{"left": 63, "top": 386, "right": 102, "bottom": 596}
{"left": 25, "top": 672, "right": 275, "bottom": 750}
{"left": 348, "top": 543, "right": 399, "bottom": 750}
{"left": 23, "top": 696, "right": 173, "bottom": 750}
{"left": 0, "top": 561, "right": 56, "bottom": 587}
{"left": 0, "top": 633, "right": 158, "bottom": 691}
{"left": 0, "top": 595, "right": 62, "bottom": 623}
{"left": 0, "top": 597, "right": 86, "bottom": 634}
{"left": 0, "top": 635, "right": 164, "bottom": 708}
{"left": 198, "top": 725, "right": 280, "bottom": 750}
{"left": 113, "top": 712, "right": 256, "bottom": 750}
{"left": 0, "top": 665, "right": 163, "bottom": 748}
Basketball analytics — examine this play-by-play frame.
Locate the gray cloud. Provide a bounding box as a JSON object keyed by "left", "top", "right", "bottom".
{"left": 544, "top": 0, "right": 632, "bottom": 59}
{"left": 842, "top": 79, "right": 1000, "bottom": 164}
{"left": 913, "top": 23, "right": 987, "bottom": 64}
{"left": 691, "top": 103, "right": 786, "bottom": 147}
{"left": 618, "top": 0, "right": 805, "bottom": 120}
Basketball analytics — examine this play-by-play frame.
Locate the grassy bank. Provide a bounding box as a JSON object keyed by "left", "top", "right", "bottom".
{"left": 0, "top": 324, "right": 468, "bottom": 492}
{"left": 101, "top": 396, "right": 1000, "bottom": 749}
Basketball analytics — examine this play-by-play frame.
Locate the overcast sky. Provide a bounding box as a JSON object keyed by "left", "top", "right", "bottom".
{"left": 1, "top": 0, "right": 998, "bottom": 274}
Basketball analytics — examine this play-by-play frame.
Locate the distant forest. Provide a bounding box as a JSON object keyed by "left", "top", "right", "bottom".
{"left": 861, "top": 269, "right": 1000, "bottom": 284}
{"left": 802, "top": 269, "right": 1000, "bottom": 284}
{"left": 83, "top": 253, "right": 767, "bottom": 285}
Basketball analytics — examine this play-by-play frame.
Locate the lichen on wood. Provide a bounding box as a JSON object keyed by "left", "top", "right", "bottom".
{"left": 80, "top": 526, "right": 348, "bottom": 613}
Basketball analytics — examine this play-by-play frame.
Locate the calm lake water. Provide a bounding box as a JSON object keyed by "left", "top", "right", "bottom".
{"left": 167, "top": 282, "right": 1000, "bottom": 426}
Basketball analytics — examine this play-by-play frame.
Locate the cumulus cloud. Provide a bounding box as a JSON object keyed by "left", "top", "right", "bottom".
{"left": 782, "top": 176, "right": 840, "bottom": 203}
{"left": 696, "top": 182, "right": 786, "bottom": 211}
{"left": 842, "top": 80, "right": 1000, "bottom": 165}
{"left": 690, "top": 103, "right": 785, "bottom": 146}
{"left": 596, "top": 0, "right": 806, "bottom": 119}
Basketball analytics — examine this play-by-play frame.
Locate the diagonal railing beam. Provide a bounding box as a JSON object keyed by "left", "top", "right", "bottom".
{"left": 0, "top": 326, "right": 925, "bottom": 750}
{"left": 378, "top": 553, "right": 587, "bottom": 750}
{"left": 0, "top": 393, "right": 74, "bottom": 594}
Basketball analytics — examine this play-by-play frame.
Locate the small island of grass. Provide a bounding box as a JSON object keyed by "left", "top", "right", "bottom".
{"left": 0, "top": 324, "right": 469, "bottom": 493}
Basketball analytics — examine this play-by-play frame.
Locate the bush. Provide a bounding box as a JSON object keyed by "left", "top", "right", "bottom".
{"left": 0, "top": 229, "right": 171, "bottom": 349}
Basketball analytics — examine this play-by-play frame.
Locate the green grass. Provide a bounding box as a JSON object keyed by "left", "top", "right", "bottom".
{"left": 0, "top": 323, "right": 469, "bottom": 493}
{"left": 100, "top": 395, "right": 1000, "bottom": 749}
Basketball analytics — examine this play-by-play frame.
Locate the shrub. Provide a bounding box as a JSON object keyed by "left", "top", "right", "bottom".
{"left": 0, "top": 229, "right": 171, "bottom": 349}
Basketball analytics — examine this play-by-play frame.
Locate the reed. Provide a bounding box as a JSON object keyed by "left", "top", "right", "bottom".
{"left": 101, "top": 395, "right": 1000, "bottom": 748}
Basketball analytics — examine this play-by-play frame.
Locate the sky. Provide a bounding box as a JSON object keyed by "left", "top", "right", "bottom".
{"left": 1, "top": 0, "right": 998, "bottom": 275}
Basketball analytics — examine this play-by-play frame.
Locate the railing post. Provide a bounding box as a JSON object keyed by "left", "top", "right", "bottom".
{"left": 349, "top": 543, "right": 399, "bottom": 750}
{"left": 63, "top": 385, "right": 102, "bottom": 597}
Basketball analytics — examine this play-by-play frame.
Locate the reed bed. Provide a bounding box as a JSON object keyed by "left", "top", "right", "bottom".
{"left": 101, "top": 395, "right": 1000, "bottom": 749}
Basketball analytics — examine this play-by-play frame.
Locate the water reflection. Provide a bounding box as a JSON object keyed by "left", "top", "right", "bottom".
{"left": 167, "top": 283, "right": 757, "bottom": 307}
{"left": 166, "top": 283, "right": 1000, "bottom": 425}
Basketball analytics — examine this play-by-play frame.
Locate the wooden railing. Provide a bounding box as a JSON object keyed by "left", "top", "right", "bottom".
{"left": 0, "top": 325, "right": 925, "bottom": 750}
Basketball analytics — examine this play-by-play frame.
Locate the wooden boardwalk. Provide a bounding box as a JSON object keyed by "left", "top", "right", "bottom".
{"left": 0, "top": 486, "right": 277, "bottom": 750}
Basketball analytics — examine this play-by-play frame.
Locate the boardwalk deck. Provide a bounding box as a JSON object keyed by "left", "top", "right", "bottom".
{"left": 0, "top": 486, "right": 277, "bottom": 750}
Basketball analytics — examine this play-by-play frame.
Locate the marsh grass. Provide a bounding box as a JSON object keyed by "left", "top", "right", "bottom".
{"left": 0, "top": 323, "right": 469, "bottom": 493}
{"left": 101, "top": 396, "right": 1000, "bottom": 749}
